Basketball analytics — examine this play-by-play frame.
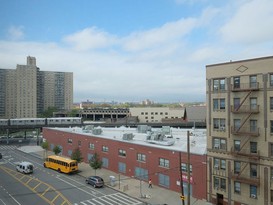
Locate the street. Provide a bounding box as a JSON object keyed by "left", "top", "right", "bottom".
{"left": 0, "top": 145, "right": 144, "bottom": 205}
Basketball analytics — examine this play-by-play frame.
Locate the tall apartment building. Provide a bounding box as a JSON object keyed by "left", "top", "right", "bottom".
{"left": 0, "top": 56, "right": 73, "bottom": 119}
{"left": 206, "top": 56, "right": 273, "bottom": 205}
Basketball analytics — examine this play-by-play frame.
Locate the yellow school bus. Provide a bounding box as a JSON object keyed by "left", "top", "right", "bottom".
{"left": 44, "top": 155, "right": 78, "bottom": 174}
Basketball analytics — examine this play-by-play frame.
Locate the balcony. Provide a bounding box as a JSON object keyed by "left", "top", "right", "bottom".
{"left": 231, "top": 126, "right": 259, "bottom": 137}
{"left": 230, "top": 147, "right": 260, "bottom": 160}
{"left": 231, "top": 105, "right": 259, "bottom": 114}
{"left": 231, "top": 174, "right": 260, "bottom": 186}
{"left": 231, "top": 82, "right": 259, "bottom": 92}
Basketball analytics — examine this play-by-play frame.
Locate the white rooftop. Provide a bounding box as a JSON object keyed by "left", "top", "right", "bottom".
{"left": 48, "top": 126, "right": 207, "bottom": 155}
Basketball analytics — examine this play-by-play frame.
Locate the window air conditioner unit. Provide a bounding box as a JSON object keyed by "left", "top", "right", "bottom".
{"left": 220, "top": 126, "right": 225, "bottom": 131}
{"left": 251, "top": 194, "right": 257, "bottom": 199}
{"left": 214, "top": 165, "right": 219, "bottom": 170}
{"left": 214, "top": 145, "right": 220, "bottom": 149}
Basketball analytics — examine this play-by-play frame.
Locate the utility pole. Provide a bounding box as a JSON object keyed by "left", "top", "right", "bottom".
{"left": 187, "top": 130, "right": 191, "bottom": 205}
{"left": 179, "top": 152, "right": 185, "bottom": 205}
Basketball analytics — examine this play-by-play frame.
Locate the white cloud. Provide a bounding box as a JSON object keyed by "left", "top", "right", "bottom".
{"left": 63, "top": 27, "right": 117, "bottom": 51}
{"left": 7, "top": 26, "right": 24, "bottom": 41}
{"left": 122, "top": 18, "right": 197, "bottom": 52}
{"left": 220, "top": 0, "right": 273, "bottom": 44}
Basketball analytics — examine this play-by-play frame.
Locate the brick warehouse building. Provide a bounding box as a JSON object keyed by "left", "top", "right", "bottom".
{"left": 43, "top": 126, "right": 207, "bottom": 200}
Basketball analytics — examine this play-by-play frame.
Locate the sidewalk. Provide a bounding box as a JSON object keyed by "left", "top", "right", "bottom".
{"left": 18, "top": 145, "right": 209, "bottom": 205}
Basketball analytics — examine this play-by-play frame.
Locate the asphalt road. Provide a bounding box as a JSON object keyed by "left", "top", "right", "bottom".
{"left": 0, "top": 145, "right": 145, "bottom": 205}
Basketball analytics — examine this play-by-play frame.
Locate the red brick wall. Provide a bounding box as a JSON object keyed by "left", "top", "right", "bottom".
{"left": 43, "top": 128, "right": 207, "bottom": 200}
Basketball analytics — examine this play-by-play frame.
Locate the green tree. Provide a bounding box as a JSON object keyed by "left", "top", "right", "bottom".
{"left": 53, "top": 145, "right": 62, "bottom": 155}
{"left": 67, "top": 109, "right": 79, "bottom": 117}
{"left": 89, "top": 152, "right": 103, "bottom": 175}
{"left": 41, "top": 141, "right": 49, "bottom": 159}
{"left": 71, "top": 147, "right": 83, "bottom": 163}
{"left": 39, "top": 106, "right": 58, "bottom": 118}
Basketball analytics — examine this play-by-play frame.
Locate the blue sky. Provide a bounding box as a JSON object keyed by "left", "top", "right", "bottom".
{"left": 1, "top": 0, "right": 273, "bottom": 103}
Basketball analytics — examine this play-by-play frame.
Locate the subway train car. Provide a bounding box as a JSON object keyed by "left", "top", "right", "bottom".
{"left": 46, "top": 117, "right": 82, "bottom": 125}
{"left": 1, "top": 117, "right": 82, "bottom": 127}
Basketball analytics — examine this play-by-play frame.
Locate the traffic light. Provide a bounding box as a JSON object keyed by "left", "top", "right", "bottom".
{"left": 180, "top": 195, "right": 185, "bottom": 200}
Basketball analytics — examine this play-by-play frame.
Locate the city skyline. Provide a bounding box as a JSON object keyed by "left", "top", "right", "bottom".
{"left": 1, "top": 0, "right": 273, "bottom": 103}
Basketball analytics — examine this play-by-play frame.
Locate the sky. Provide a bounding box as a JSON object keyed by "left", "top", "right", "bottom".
{"left": 0, "top": 0, "right": 273, "bottom": 103}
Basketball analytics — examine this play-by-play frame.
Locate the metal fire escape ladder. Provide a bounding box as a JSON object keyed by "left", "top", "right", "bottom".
{"left": 235, "top": 91, "right": 252, "bottom": 111}
{"left": 236, "top": 161, "right": 248, "bottom": 178}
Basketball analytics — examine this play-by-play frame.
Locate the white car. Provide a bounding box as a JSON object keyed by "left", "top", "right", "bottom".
{"left": 16, "top": 162, "right": 34, "bottom": 174}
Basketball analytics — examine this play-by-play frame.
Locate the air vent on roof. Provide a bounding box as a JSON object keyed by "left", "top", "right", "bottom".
{"left": 92, "top": 128, "right": 102, "bottom": 135}
{"left": 122, "top": 133, "right": 134, "bottom": 140}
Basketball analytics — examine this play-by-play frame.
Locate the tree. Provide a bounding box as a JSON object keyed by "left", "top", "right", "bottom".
{"left": 89, "top": 152, "right": 103, "bottom": 175}
{"left": 53, "top": 145, "right": 62, "bottom": 155}
{"left": 71, "top": 147, "right": 83, "bottom": 163}
{"left": 41, "top": 141, "right": 49, "bottom": 159}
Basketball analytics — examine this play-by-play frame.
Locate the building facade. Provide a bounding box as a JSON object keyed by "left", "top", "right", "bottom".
{"left": 130, "top": 107, "right": 186, "bottom": 123}
{"left": 206, "top": 56, "right": 273, "bottom": 205}
{"left": 0, "top": 56, "right": 73, "bottom": 118}
{"left": 43, "top": 126, "right": 207, "bottom": 200}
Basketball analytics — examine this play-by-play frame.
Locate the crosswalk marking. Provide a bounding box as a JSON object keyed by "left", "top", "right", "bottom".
{"left": 78, "top": 192, "right": 143, "bottom": 205}
{"left": 0, "top": 145, "right": 18, "bottom": 151}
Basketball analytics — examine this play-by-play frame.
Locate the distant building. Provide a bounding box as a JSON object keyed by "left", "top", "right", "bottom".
{"left": 206, "top": 55, "right": 273, "bottom": 205}
{"left": 130, "top": 107, "right": 186, "bottom": 123}
{"left": 0, "top": 56, "right": 73, "bottom": 118}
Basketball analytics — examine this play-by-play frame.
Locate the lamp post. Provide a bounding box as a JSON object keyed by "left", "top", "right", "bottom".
{"left": 130, "top": 147, "right": 143, "bottom": 198}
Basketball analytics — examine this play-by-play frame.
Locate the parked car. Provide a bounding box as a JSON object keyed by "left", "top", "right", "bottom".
{"left": 16, "top": 161, "right": 34, "bottom": 174}
{"left": 85, "top": 176, "right": 104, "bottom": 188}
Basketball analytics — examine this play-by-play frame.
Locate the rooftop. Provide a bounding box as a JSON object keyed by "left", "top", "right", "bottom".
{"left": 48, "top": 126, "right": 207, "bottom": 155}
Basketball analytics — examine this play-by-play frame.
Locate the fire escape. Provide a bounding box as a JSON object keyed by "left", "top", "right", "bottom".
{"left": 229, "top": 81, "right": 260, "bottom": 186}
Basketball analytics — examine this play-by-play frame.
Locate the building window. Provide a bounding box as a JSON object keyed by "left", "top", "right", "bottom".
{"left": 234, "top": 140, "right": 241, "bottom": 151}
{"left": 181, "top": 163, "right": 192, "bottom": 173}
{"left": 213, "top": 99, "right": 225, "bottom": 111}
{"left": 270, "top": 74, "right": 273, "bottom": 87}
{"left": 250, "top": 75, "right": 257, "bottom": 88}
{"left": 214, "top": 177, "right": 226, "bottom": 190}
{"left": 234, "top": 181, "right": 241, "bottom": 194}
{"left": 250, "top": 142, "right": 257, "bottom": 153}
{"left": 137, "top": 153, "right": 146, "bottom": 162}
{"left": 213, "top": 138, "right": 226, "bottom": 150}
{"left": 234, "top": 161, "right": 241, "bottom": 174}
{"left": 214, "top": 176, "right": 220, "bottom": 189}
{"left": 271, "top": 167, "right": 273, "bottom": 181}
{"left": 213, "top": 79, "right": 225, "bottom": 91}
{"left": 270, "top": 97, "right": 273, "bottom": 110}
{"left": 102, "top": 157, "right": 109, "bottom": 168}
{"left": 118, "top": 149, "right": 126, "bottom": 157}
{"left": 214, "top": 158, "right": 226, "bottom": 170}
{"left": 213, "top": 118, "right": 226, "bottom": 131}
{"left": 234, "top": 77, "right": 240, "bottom": 89}
{"left": 102, "top": 146, "right": 109, "bottom": 152}
{"left": 250, "top": 164, "right": 258, "bottom": 178}
{"left": 89, "top": 143, "right": 94, "bottom": 150}
{"left": 118, "top": 162, "right": 126, "bottom": 173}
{"left": 250, "top": 120, "right": 257, "bottom": 133}
{"left": 271, "top": 121, "right": 273, "bottom": 133}
{"left": 270, "top": 143, "right": 273, "bottom": 157}
{"left": 68, "top": 138, "right": 72, "bottom": 144}
{"left": 159, "top": 158, "right": 170, "bottom": 168}
{"left": 135, "top": 167, "right": 148, "bottom": 180}
{"left": 250, "top": 97, "right": 257, "bottom": 110}
{"left": 250, "top": 185, "right": 257, "bottom": 199}
{"left": 158, "top": 173, "right": 170, "bottom": 188}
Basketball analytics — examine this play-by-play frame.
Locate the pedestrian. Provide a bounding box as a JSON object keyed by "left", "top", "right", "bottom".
{"left": 148, "top": 178, "right": 152, "bottom": 188}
